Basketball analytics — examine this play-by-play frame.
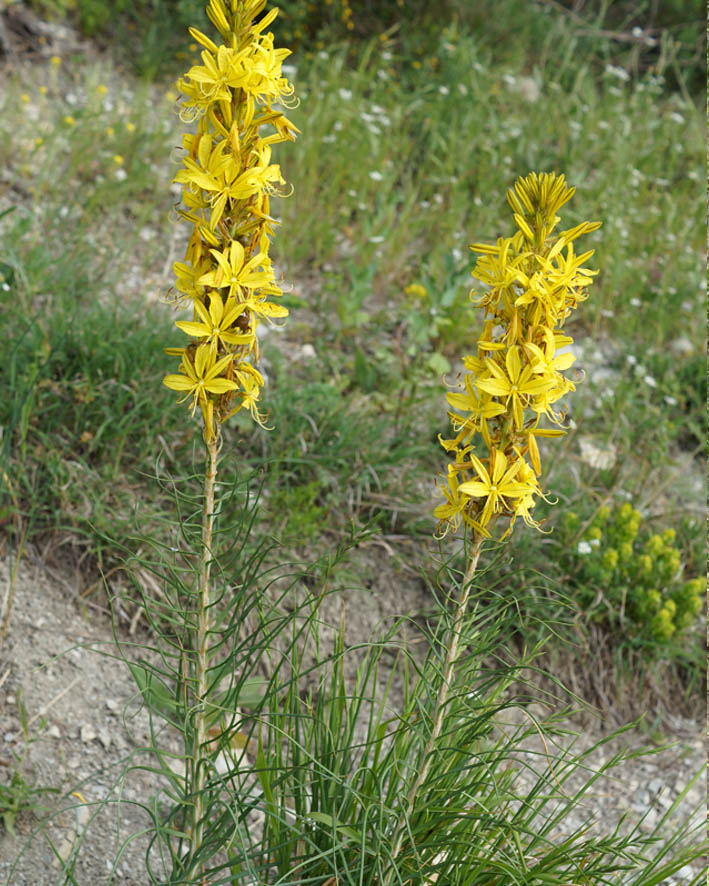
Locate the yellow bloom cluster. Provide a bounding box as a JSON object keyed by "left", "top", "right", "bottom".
{"left": 163, "top": 0, "right": 298, "bottom": 440}
{"left": 435, "top": 172, "right": 600, "bottom": 538}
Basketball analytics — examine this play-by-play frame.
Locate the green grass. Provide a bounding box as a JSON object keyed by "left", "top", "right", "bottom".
{"left": 0, "top": 5, "right": 704, "bottom": 696}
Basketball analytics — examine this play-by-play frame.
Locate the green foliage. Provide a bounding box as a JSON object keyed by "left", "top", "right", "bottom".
{"left": 561, "top": 503, "right": 704, "bottom": 650}
{"left": 116, "top": 520, "right": 706, "bottom": 883}
{"left": 0, "top": 694, "right": 59, "bottom": 838}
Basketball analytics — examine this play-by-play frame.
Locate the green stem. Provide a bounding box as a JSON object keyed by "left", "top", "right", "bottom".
{"left": 385, "top": 536, "right": 484, "bottom": 882}
{"left": 189, "top": 434, "right": 218, "bottom": 879}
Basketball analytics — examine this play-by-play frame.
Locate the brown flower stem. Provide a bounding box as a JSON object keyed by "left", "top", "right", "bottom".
{"left": 188, "top": 433, "right": 218, "bottom": 878}
{"left": 385, "top": 535, "right": 484, "bottom": 882}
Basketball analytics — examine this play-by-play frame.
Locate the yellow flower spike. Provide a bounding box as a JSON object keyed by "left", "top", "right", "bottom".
{"left": 434, "top": 173, "right": 600, "bottom": 538}
{"left": 164, "top": 0, "right": 296, "bottom": 440}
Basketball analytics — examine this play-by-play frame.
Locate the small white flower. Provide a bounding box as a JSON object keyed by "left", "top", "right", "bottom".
{"left": 419, "top": 200, "right": 431, "bottom": 209}
{"left": 578, "top": 541, "right": 592, "bottom": 555}
{"left": 318, "top": 50, "right": 328, "bottom": 59}
{"left": 282, "top": 63, "right": 297, "bottom": 77}
{"left": 600, "top": 308, "right": 614, "bottom": 318}
{"left": 368, "top": 171, "right": 383, "bottom": 182}
{"left": 644, "top": 375, "right": 657, "bottom": 388}
{"left": 604, "top": 64, "right": 630, "bottom": 82}
{"left": 1, "top": 283, "right": 10, "bottom": 292}
{"left": 664, "top": 395, "right": 678, "bottom": 406}
{"left": 502, "top": 74, "right": 516, "bottom": 86}
{"left": 377, "top": 69, "right": 389, "bottom": 80}
{"left": 626, "top": 354, "right": 637, "bottom": 366}
{"left": 438, "top": 85, "right": 449, "bottom": 96}
{"left": 598, "top": 120, "right": 610, "bottom": 130}
{"left": 338, "top": 88, "right": 352, "bottom": 101}
{"left": 629, "top": 297, "right": 641, "bottom": 307}
{"left": 334, "top": 120, "right": 343, "bottom": 132}
{"left": 669, "top": 112, "right": 684, "bottom": 124}
{"left": 589, "top": 538, "right": 601, "bottom": 548}
{"left": 115, "top": 168, "right": 127, "bottom": 181}
{"left": 347, "top": 189, "right": 357, "bottom": 197}
{"left": 322, "top": 134, "right": 336, "bottom": 143}
{"left": 369, "top": 235, "right": 385, "bottom": 243}
{"left": 458, "top": 83, "right": 468, "bottom": 96}
{"left": 569, "top": 120, "right": 582, "bottom": 134}
{"left": 59, "top": 206, "right": 70, "bottom": 218}
{"left": 451, "top": 247, "right": 463, "bottom": 262}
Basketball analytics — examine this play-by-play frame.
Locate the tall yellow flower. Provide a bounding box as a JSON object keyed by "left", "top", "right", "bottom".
{"left": 164, "top": 0, "right": 297, "bottom": 440}
{"left": 435, "top": 172, "right": 600, "bottom": 538}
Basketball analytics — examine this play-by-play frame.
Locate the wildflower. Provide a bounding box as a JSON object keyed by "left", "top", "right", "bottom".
{"left": 126, "top": 121, "right": 136, "bottom": 133}
{"left": 64, "top": 115, "right": 76, "bottom": 126}
{"left": 434, "top": 173, "right": 600, "bottom": 538}
{"left": 38, "top": 86, "right": 48, "bottom": 95}
{"left": 113, "top": 154, "right": 124, "bottom": 166}
{"left": 50, "top": 55, "right": 61, "bottom": 66}
{"left": 96, "top": 84, "right": 108, "bottom": 95}
{"left": 164, "top": 0, "right": 296, "bottom": 442}
{"left": 21, "top": 93, "right": 30, "bottom": 103}
{"left": 404, "top": 283, "right": 427, "bottom": 299}
{"left": 369, "top": 171, "right": 383, "bottom": 181}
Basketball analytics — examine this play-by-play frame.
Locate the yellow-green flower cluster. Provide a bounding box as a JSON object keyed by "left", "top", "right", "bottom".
{"left": 434, "top": 172, "right": 600, "bottom": 538}
{"left": 163, "top": 0, "right": 298, "bottom": 440}
{"left": 565, "top": 503, "right": 704, "bottom": 644}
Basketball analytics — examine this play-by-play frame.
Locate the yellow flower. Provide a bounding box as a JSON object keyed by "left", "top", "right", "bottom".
{"left": 38, "top": 86, "right": 48, "bottom": 95}
{"left": 50, "top": 55, "right": 62, "bottom": 66}
{"left": 458, "top": 449, "right": 533, "bottom": 530}
{"left": 113, "top": 154, "right": 124, "bottom": 166}
{"left": 96, "top": 84, "right": 108, "bottom": 95}
{"left": 21, "top": 93, "right": 30, "bottom": 104}
{"left": 198, "top": 242, "right": 279, "bottom": 300}
{"left": 64, "top": 115, "right": 76, "bottom": 126}
{"left": 476, "top": 346, "right": 555, "bottom": 430}
{"left": 126, "top": 121, "right": 136, "bottom": 133}
{"left": 106, "top": 126, "right": 115, "bottom": 137}
{"left": 404, "top": 282, "right": 428, "bottom": 300}
{"left": 164, "top": 345, "right": 239, "bottom": 437}
{"left": 176, "top": 292, "right": 254, "bottom": 352}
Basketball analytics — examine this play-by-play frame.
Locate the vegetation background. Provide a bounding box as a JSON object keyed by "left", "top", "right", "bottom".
{"left": 0, "top": 0, "right": 705, "bottom": 879}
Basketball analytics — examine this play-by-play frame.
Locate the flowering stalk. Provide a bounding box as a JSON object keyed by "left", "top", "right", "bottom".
{"left": 434, "top": 172, "right": 600, "bottom": 541}
{"left": 161, "top": 0, "right": 296, "bottom": 874}
{"left": 387, "top": 173, "right": 600, "bottom": 878}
